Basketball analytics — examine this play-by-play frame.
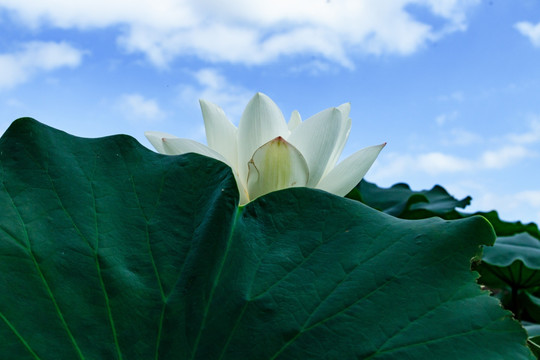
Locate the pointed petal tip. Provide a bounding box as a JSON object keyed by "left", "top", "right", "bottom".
{"left": 145, "top": 131, "right": 181, "bottom": 154}
{"left": 199, "top": 98, "right": 217, "bottom": 107}
{"left": 288, "top": 110, "right": 302, "bottom": 132}
{"left": 144, "top": 130, "right": 178, "bottom": 139}
{"left": 245, "top": 92, "right": 277, "bottom": 110}
{"left": 331, "top": 107, "right": 343, "bottom": 114}
{"left": 251, "top": 92, "right": 274, "bottom": 103}
{"left": 337, "top": 102, "right": 351, "bottom": 118}
{"left": 315, "top": 142, "right": 386, "bottom": 196}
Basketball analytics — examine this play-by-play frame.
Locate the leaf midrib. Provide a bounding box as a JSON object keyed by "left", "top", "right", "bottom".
{"left": 189, "top": 206, "right": 244, "bottom": 359}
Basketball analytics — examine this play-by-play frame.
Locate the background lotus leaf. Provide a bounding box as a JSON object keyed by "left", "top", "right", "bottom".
{"left": 348, "top": 180, "right": 471, "bottom": 219}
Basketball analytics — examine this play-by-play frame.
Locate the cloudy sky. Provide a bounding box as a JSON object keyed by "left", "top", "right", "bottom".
{"left": 1, "top": 0, "right": 540, "bottom": 224}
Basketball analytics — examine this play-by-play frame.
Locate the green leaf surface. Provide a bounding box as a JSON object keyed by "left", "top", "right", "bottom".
{"left": 0, "top": 118, "right": 533, "bottom": 359}
{"left": 524, "top": 322, "right": 540, "bottom": 338}
{"left": 349, "top": 180, "right": 471, "bottom": 219}
{"left": 528, "top": 336, "right": 540, "bottom": 359}
{"left": 482, "top": 233, "right": 540, "bottom": 269}
{"left": 476, "top": 233, "right": 540, "bottom": 290}
{"left": 522, "top": 322, "right": 540, "bottom": 358}
{"left": 467, "top": 211, "right": 540, "bottom": 239}
{"left": 351, "top": 181, "right": 540, "bottom": 240}
{"left": 522, "top": 292, "right": 540, "bottom": 324}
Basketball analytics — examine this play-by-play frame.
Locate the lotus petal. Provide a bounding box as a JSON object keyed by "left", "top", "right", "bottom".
{"left": 237, "top": 93, "right": 289, "bottom": 185}
{"left": 337, "top": 102, "right": 351, "bottom": 119}
{"left": 161, "top": 137, "right": 228, "bottom": 163}
{"left": 316, "top": 143, "right": 386, "bottom": 196}
{"left": 288, "top": 110, "right": 302, "bottom": 132}
{"left": 246, "top": 136, "right": 309, "bottom": 202}
{"left": 323, "top": 103, "right": 352, "bottom": 177}
{"left": 144, "top": 131, "right": 179, "bottom": 154}
{"left": 199, "top": 99, "right": 239, "bottom": 170}
{"left": 288, "top": 107, "right": 342, "bottom": 187}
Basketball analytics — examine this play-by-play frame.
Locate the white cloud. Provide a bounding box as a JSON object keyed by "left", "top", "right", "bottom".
{"left": 370, "top": 142, "right": 532, "bottom": 182}
{"left": 0, "top": 41, "right": 84, "bottom": 90}
{"left": 370, "top": 114, "right": 540, "bottom": 197}
{"left": 435, "top": 110, "right": 458, "bottom": 125}
{"left": 422, "top": 0, "right": 477, "bottom": 28}
{"left": 417, "top": 152, "right": 474, "bottom": 174}
{"left": 117, "top": 93, "right": 165, "bottom": 122}
{"left": 442, "top": 128, "right": 483, "bottom": 146}
{"left": 467, "top": 190, "right": 540, "bottom": 225}
{"left": 0, "top": 0, "right": 480, "bottom": 68}
{"left": 480, "top": 145, "right": 531, "bottom": 169}
{"left": 515, "top": 21, "right": 540, "bottom": 47}
{"left": 437, "top": 90, "right": 464, "bottom": 102}
{"left": 508, "top": 117, "right": 540, "bottom": 145}
{"left": 5, "top": 98, "right": 24, "bottom": 107}
{"left": 289, "top": 60, "right": 334, "bottom": 76}
{"left": 435, "top": 114, "right": 446, "bottom": 126}
{"left": 179, "top": 68, "right": 253, "bottom": 122}
{"left": 515, "top": 190, "right": 540, "bottom": 208}
{"left": 368, "top": 151, "right": 474, "bottom": 182}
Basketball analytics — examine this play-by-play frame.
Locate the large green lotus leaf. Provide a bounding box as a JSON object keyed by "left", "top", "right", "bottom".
{"left": 348, "top": 180, "right": 471, "bottom": 219}
{"left": 524, "top": 322, "right": 540, "bottom": 338}
{"left": 482, "top": 233, "right": 540, "bottom": 269}
{"left": 522, "top": 322, "right": 540, "bottom": 358}
{"left": 528, "top": 337, "right": 540, "bottom": 359}
{"left": 475, "top": 233, "right": 540, "bottom": 290}
{"left": 0, "top": 118, "right": 533, "bottom": 359}
{"left": 520, "top": 294, "right": 540, "bottom": 358}
{"left": 350, "top": 181, "right": 540, "bottom": 239}
{"left": 521, "top": 292, "right": 540, "bottom": 324}
{"left": 471, "top": 211, "right": 540, "bottom": 238}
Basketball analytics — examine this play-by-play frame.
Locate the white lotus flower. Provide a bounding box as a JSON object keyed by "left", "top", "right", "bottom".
{"left": 145, "top": 93, "right": 385, "bottom": 205}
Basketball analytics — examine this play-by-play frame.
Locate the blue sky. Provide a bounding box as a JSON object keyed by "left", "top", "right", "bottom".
{"left": 1, "top": 0, "right": 540, "bottom": 224}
